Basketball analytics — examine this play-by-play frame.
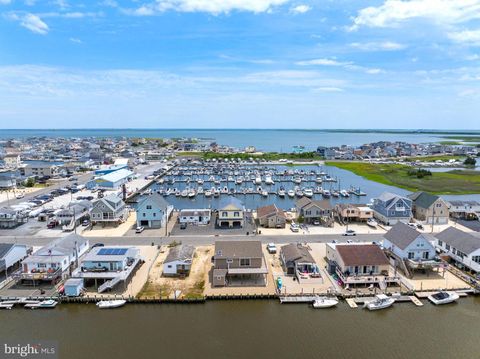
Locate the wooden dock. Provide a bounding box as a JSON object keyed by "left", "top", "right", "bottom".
{"left": 409, "top": 296, "right": 423, "bottom": 307}
{"left": 279, "top": 296, "right": 317, "bottom": 303}
{"left": 345, "top": 298, "right": 358, "bottom": 308}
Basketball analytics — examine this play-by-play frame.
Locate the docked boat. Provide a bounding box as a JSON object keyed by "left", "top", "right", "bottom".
{"left": 428, "top": 291, "right": 459, "bottom": 305}
{"left": 204, "top": 190, "right": 212, "bottom": 197}
{"left": 261, "top": 190, "right": 268, "bottom": 197}
{"left": 303, "top": 188, "right": 314, "bottom": 198}
{"left": 197, "top": 179, "right": 204, "bottom": 185}
{"left": 254, "top": 176, "right": 262, "bottom": 185}
{"left": 312, "top": 296, "right": 339, "bottom": 309}
{"left": 278, "top": 189, "right": 286, "bottom": 197}
{"left": 340, "top": 189, "right": 350, "bottom": 197}
{"left": 332, "top": 190, "right": 340, "bottom": 198}
{"left": 315, "top": 177, "right": 323, "bottom": 184}
{"left": 24, "top": 300, "right": 58, "bottom": 309}
{"left": 197, "top": 187, "right": 204, "bottom": 194}
{"left": 293, "top": 177, "right": 302, "bottom": 184}
{"left": 367, "top": 218, "right": 378, "bottom": 228}
{"left": 363, "top": 294, "right": 395, "bottom": 311}
{"left": 0, "top": 302, "right": 14, "bottom": 310}
{"left": 188, "top": 190, "right": 196, "bottom": 198}
{"left": 181, "top": 190, "right": 188, "bottom": 198}
{"left": 287, "top": 190, "right": 295, "bottom": 198}
{"left": 221, "top": 186, "right": 229, "bottom": 194}
{"left": 96, "top": 300, "right": 127, "bottom": 309}
{"left": 236, "top": 177, "right": 243, "bottom": 185}
{"left": 295, "top": 189, "right": 304, "bottom": 198}
{"left": 265, "top": 175, "right": 274, "bottom": 185}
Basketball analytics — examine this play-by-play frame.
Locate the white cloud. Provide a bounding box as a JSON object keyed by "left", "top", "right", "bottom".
{"left": 20, "top": 14, "right": 49, "bottom": 35}
{"left": 290, "top": 4, "right": 311, "bottom": 14}
{"left": 313, "top": 87, "right": 344, "bottom": 92}
{"left": 296, "top": 58, "right": 352, "bottom": 66}
{"left": 466, "top": 54, "right": 480, "bottom": 60}
{"left": 449, "top": 29, "right": 480, "bottom": 45}
{"left": 69, "top": 37, "right": 82, "bottom": 44}
{"left": 128, "top": 0, "right": 291, "bottom": 15}
{"left": 0, "top": 0, "right": 12, "bottom": 5}
{"left": 351, "top": 0, "right": 480, "bottom": 30}
{"left": 349, "top": 41, "right": 407, "bottom": 51}
{"left": 101, "top": 0, "right": 118, "bottom": 7}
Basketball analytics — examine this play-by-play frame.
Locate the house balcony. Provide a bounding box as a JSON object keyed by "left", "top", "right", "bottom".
{"left": 13, "top": 268, "right": 62, "bottom": 281}
{"left": 335, "top": 267, "right": 400, "bottom": 286}
{"left": 405, "top": 258, "right": 442, "bottom": 269}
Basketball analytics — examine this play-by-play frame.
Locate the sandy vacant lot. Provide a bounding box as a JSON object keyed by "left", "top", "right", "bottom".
{"left": 137, "top": 245, "right": 212, "bottom": 299}
{"left": 258, "top": 222, "right": 386, "bottom": 236}
{"left": 407, "top": 269, "right": 472, "bottom": 291}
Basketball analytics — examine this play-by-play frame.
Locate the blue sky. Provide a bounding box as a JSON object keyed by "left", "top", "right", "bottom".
{"left": 1, "top": 0, "right": 480, "bottom": 129}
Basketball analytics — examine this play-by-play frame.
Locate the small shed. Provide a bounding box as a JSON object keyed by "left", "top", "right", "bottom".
{"left": 64, "top": 278, "right": 84, "bottom": 297}
{"left": 163, "top": 245, "right": 195, "bottom": 276}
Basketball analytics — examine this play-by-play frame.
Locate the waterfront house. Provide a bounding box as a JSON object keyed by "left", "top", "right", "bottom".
{"left": 280, "top": 243, "right": 318, "bottom": 280}
{"left": 18, "top": 234, "right": 89, "bottom": 284}
{"left": 383, "top": 222, "right": 438, "bottom": 275}
{"left": 447, "top": 200, "right": 480, "bottom": 221}
{"left": 72, "top": 246, "right": 142, "bottom": 293}
{"left": 0, "top": 207, "right": 28, "bottom": 229}
{"left": 56, "top": 200, "right": 92, "bottom": 227}
{"left": 334, "top": 204, "right": 373, "bottom": 223}
{"left": 163, "top": 245, "right": 195, "bottom": 276}
{"left": 372, "top": 192, "right": 412, "bottom": 225}
{"left": 3, "top": 153, "right": 21, "bottom": 169}
{"left": 90, "top": 194, "right": 128, "bottom": 225}
{"left": 136, "top": 193, "right": 173, "bottom": 229}
{"left": 256, "top": 204, "right": 286, "bottom": 228}
{"left": 435, "top": 227, "right": 480, "bottom": 274}
{"left": 408, "top": 192, "right": 449, "bottom": 224}
{"left": 326, "top": 243, "right": 397, "bottom": 289}
{"left": 24, "top": 163, "right": 60, "bottom": 178}
{"left": 0, "top": 243, "right": 28, "bottom": 276}
{"left": 295, "top": 198, "right": 333, "bottom": 226}
{"left": 212, "top": 241, "right": 268, "bottom": 287}
{"left": 216, "top": 197, "right": 245, "bottom": 228}
{"left": 178, "top": 209, "right": 211, "bottom": 225}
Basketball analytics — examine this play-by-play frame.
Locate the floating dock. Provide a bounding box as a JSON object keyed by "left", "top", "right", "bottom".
{"left": 279, "top": 296, "right": 317, "bottom": 303}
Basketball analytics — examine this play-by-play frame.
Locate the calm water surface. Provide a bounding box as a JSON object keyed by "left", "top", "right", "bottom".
{"left": 1, "top": 298, "right": 479, "bottom": 359}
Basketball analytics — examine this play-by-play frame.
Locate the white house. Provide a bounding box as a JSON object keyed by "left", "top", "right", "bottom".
{"left": 435, "top": 227, "right": 480, "bottom": 273}
{"left": 163, "top": 245, "right": 195, "bottom": 276}
{"left": 178, "top": 209, "right": 211, "bottom": 225}
{"left": 0, "top": 243, "right": 28, "bottom": 274}
{"left": 136, "top": 193, "right": 173, "bottom": 229}
{"left": 383, "top": 222, "right": 437, "bottom": 262}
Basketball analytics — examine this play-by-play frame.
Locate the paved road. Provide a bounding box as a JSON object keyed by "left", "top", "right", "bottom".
{"left": 0, "top": 233, "right": 385, "bottom": 246}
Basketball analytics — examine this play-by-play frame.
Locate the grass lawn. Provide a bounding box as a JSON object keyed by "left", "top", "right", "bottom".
{"left": 442, "top": 136, "right": 480, "bottom": 144}
{"left": 201, "top": 151, "right": 323, "bottom": 161}
{"left": 403, "top": 154, "right": 465, "bottom": 162}
{"left": 326, "top": 161, "right": 480, "bottom": 194}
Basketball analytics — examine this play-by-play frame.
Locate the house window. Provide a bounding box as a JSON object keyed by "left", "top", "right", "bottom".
{"left": 38, "top": 263, "right": 46, "bottom": 268}
{"left": 408, "top": 252, "right": 415, "bottom": 259}
{"left": 240, "top": 258, "right": 250, "bottom": 266}
{"left": 222, "top": 212, "right": 227, "bottom": 217}
{"left": 167, "top": 265, "right": 172, "bottom": 268}
{"left": 226, "top": 259, "right": 233, "bottom": 264}
{"left": 473, "top": 256, "right": 480, "bottom": 264}
{"left": 422, "top": 251, "right": 429, "bottom": 259}
{"left": 143, "top": 213, "right": 146, "bottom": 217}
{"left": 234, "top": 212, "right": 239, "bottom": 217}
{"left": 146, "top": 205, "right": 152, "bottom": 210}
{"left": 153, "top": 213, "right": 156, "bottom": 217}
{"left": 438, "top": 240, "right": 443, "bottom": 247}
{"left": 446, "top": 244, "right": 450, "bottom": 251}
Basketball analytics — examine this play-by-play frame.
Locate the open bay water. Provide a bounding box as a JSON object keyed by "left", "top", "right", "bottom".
{"left": 1, "top": 298, "right": 479, "bottom": 359}
{"left": 1, "top": 129, "right": 479, "bottom": 151}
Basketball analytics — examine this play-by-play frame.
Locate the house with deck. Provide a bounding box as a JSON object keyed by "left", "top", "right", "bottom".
{"left": 408, "top": 192, "right": 449, "bottom": 224}
{"left": 257, "top": 204, "right": 286, "bottom": 228}
{"left": 216, "top": 197, "right": 245, "bottom": 228}
{"left": 72, "top": 246, "right": 142, "bottom": 293}
{"left": 326, "top": 243, "right": 398, "bottom": 289}
{"left": 163, "top": 245, "right": 195, "bottom": 276}
{"left": 136, "top": 193, "right": 173, "bottom": 229}
{"left": 295, "top": 198, "right": 333, "bottom": 226}
{"left": 178, "top": 209, "right": 211, "bottom": 225}
{"left": 434, "top": 227, "right": 480, "bottom": 274}
{"left": 335, "top": 204, "right": 373, "bottom": 223}
{"left": 383, "top": 222, "right": 439, "bottom": 276}
{"left": 90, "top": 194, "right": 128, "bottom": 225}
{"left": 447, "top": 200, "right": 480, "bottom": 221}
{"left": 18, "top": 234, "right": 89, "bottom": 284}
{"left": 212, "top": 241, "right": 268, "bottom": 287}
{"left": 280, "top": 243, "right": 320, "bottom": 281}
{"left": 372, "top": 192, "right": 412, "bottom": 225}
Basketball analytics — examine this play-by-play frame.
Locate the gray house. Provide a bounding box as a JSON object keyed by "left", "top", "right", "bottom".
{"left": 136, "top": 193, "right": 173, "bottom": 229}
{"left": 295, "top": 197, "right": 333, "bottom": 225}
{"left": 163, "top": 245, "right": 195, "bottom": 276}
{"left": 372, "top": 192, "right": 412, "bottom": 225}
{"left": 90, "top": 194, "right": 128, "bottom": 225}
{"left": 0, "top": 207, "right": 28, "bottom": 229}
{"left": 212, "top": 241, "right": 268, "bottom": 287}
{"left": 408, "top": 191, "right": 449, "bottom": 224}
{"left": 280, "top": 243, "right": 317, "bottom": 276}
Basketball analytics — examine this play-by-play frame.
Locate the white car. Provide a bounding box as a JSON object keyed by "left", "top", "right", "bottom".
{"left": 135, "top": 226, "right": 145, "bottom": 234}
{"left": 267, "top": 243, "right": 277, "bottom": 254}
{"left": 290, "top": 223, "right": 300, "bottom": 232}
{"left": 343, "top": 229, "right": 357, "bottom": 236}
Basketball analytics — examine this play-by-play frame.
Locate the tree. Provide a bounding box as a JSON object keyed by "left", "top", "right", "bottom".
{"left": 464, "top": 157, "right": 477, "bottom": 166}
{"left": 24, "top": 177, "right": 35, "bottom": 187}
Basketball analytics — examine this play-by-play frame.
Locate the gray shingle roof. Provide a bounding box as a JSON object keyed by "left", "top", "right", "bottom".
{"left": 0, "top": 243, "right": 14, "bottom": 259}
{"left": 137, "top": 193, "right": 171, "bottom": 210}
{"left": 408, "top": 192, "right": 440, "bottom": 209}
{"left": 281, "top": 243, "right": 315, "bottom": 264}
{"left": 165, "top": 245, "right": 195, "bottom": 263}
{"left": 384, "top": 222, "right": 422, "bottom": 250}
{"left": 215, "top": 241, "right": 262, "bottom": 259}
{"left": 435, "top": 227, "right": 480, "bottom": 254}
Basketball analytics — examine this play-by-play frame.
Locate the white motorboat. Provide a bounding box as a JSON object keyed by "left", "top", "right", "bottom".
{"left": 204, "top": 190, "right": 212, "bottom": 197}
{"left": 0, "top": 302, "right": 14, "bottom": 310}
{"left": 96, "top": 300, "right": 127, "bottom": 309}
{"left": 278, "top": 189, "right": 286, "bottom": 197}
{"left": 261, "top": 190, "right": 268, "bottom": 197}
{"left": 315, "top": 177, "right": 323, "bottom": 184}
{"left": 197, "top": 187, "right": 204, "bottom": 194}
{"left": 312, "top": 296, "right": 339, "bottom": 309}
{"left": 236, "top": 177, "right": 243, "bottom": 185}
{"left": 363, "top": 294, "right": 395, "bottom": 311}
{"left": 25, "top": 300, "right": 58, "bottom": 309}
{"left": 340, "top": 189, "right": 350, "bottom": 197}
{"left": 293, "top": 177, "right": 302, "bottom": 184}
{"left": 428, "top": 291, "right": 459, "bottom": 305}
{"left": 254, "top": 176, "right": 262, "bottom": 185}
{"left": 295, "top": 189, "right": 304, "bottom": 198}
{"left": 188, "top": 190, "right": 196, "bottom": 198}
{"left": 181, "top": 190, "right": 188, "bottom": 198}
{"left": 197, "top": 179, "right": 204, "bottom": 185}
{"left": 303, "top": 188, "right": 314, "bottom": 198}
{"left": 322, "top": 189, "right": 331, "bottom": 198}
{"left": 221, "top": 186, "right": 229, "bottom": 194}
{"left": 367, "top": 218, "right": 378, "bottom": 228}
{"left": 287, "top": 190, "right": 295, "bottom": 198}
{"left": 265, "top": 175, "right": 274, "bottom": 185}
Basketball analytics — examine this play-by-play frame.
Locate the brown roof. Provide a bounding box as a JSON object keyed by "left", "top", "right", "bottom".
{"left": 256, "top": 204, "right": 285, "bottom": 219}
{"left": 335, "top": 244, "right": 389, "bottom": 266}
{"left": 215, "top": 241, "right": 263, "bottom": 259}
{"left": 296, "top": 197, "right": 332, "bottom": 210}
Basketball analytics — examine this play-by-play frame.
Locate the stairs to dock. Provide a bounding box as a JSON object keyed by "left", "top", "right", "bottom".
{"left": 98, "top": 276, "right": 122, "bottom": 293}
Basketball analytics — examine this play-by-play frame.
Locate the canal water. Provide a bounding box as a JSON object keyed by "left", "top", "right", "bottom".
{"left": 144, "top": 164, "right": 480, "bottom": 210}
{"left": 1, "top": 298, "right": 479, "bottom": 359}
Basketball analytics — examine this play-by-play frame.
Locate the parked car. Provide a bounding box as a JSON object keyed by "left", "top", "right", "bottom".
{"left": 135, "top": 226, "right": 145, "bottom": 233}
{"left": 267, "top": 243, "right": 277, "bottom": 254}
{"left": 343, "top": 229, "right": 356, "bottom": 236}
{"left": 92, "top": 243, "right": 104, "bottom": 248}
{"left": 179, "top": 222, "right": 187, "bottom": 230}
{"left": 47, "top": 220, "right": 59, "bottom": 229}
{"left": 81, "top": 220, "right": 90, "bottom": 226}
{"left": 290, "top": 222, "right": 300, "bottom": 232}
{"left": 312, "top": 220, "right": 320, "bottom": 226}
